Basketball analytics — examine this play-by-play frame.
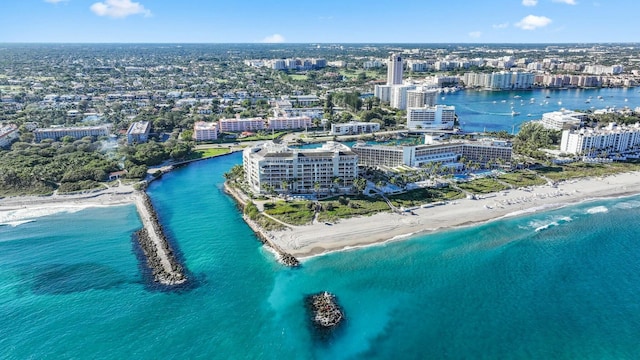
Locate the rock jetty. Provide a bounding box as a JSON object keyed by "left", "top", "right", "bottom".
{"left": 307, "top": 291, "right": 344, "bottom": 328}
{"left": 134, "top": 191, "right": 187, "bottom": 286}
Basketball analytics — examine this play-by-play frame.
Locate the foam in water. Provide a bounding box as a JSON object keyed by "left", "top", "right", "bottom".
{"left": 613, "top": 200, "right": 640, "bottom": 209}
{"left": 0, "top": 203, "right": 118, "bottom": 225}
{"left": 529, "top": 215, "right": 573, "bottom": 232}
{"left": 586, "top": 206, "right": 609, "bottom": 214}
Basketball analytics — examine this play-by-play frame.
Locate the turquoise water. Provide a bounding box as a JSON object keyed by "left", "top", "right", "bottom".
{"left": 2, "top": 88, "right": 640, "bottom": 358}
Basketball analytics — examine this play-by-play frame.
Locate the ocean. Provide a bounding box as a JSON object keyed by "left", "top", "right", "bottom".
{"left": 2, "top": 88, "right": 640, "bottom": 359}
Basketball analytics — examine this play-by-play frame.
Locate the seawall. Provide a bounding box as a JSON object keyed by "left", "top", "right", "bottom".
{"left": 133, "top": 191, "right": 187, "bottom": 285}
{"left": 223, "top": 182, "right": 299, "bottom": 267}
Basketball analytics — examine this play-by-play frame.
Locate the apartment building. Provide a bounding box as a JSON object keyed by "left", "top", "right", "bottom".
{"left": 267, "top": 116, "right": 312, "bottom": 130}
{"left": 540, "top": 110, "right": 588, "bottom": 130}
{"left": 407, "top": 105, "right": 456, "bottom": 130}
{"left": 126, "top": 121, "right": 151, "bottom": 144}
{"left": 560, "top": 123, "right": 640, "bottom": 155}
{"left": 218, "top": 117, "right": 265, "bottom": 132}
{"left": 243, "top": 141, "right": 358, "bottom": 195}
{"left": 193, "top": 121, "right": 218, "bottom": 141}
{"left": 34, "top": 125, "right": 110, "bottom": 142}
{"left": 330, "top": 121, "right": 380, "bottom": 135}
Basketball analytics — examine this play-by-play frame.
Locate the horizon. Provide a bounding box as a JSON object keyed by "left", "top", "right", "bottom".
{"left": 1, "top": 0, "right": 637, "bottom": 43}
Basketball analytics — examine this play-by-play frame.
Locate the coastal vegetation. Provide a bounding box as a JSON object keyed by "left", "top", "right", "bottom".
{"left": 497, "top": 171, "right": 547, "bottom": 187}
{"left": 457, "top": 178, "right": 511, "bottom": 195}
{"left": 537, "top": 161, "right": 640, "bottom": 182}
{"left": 0, "top": 137, "right": 119, "bottom": 196}
{"left": 512, "top": 122, "right": 562, "bottom": 160}
{"left": 388, "top": 187, "right": 465, "bottom": 208}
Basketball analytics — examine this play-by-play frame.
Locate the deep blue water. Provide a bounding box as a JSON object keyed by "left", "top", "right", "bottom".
{"left": 1, "top": 88, "right": 640, "bottom": 358}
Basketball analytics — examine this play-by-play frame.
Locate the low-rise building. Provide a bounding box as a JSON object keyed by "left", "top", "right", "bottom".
{"left": 560, "top": 123, "right": 640, "bottom": 155}
{"left": 330, "top": 121, "right": 380, "bottom": 135}
{"left": 193, "top": 121, "right": 218, "bottom": 141}
{"left": 34, "top": 125, "right": 110, "bottom": 142}
{"left": 352, "top": 138, "right": 511, "bottom": 168}
{"left": 218, "top": 117, "right": 265, "bottom": 132}
{"left": 243, "top": 141, "right": 358, "bottom": 195}
{"left": 126, "top": 121, "right": 151, "bottom": 144}
{"left": 541, "top": 110, "right": 588, "bottom": 130}
{"left": 0, "top": 124, "right": 19, "bottom": 148}
{"left": 267, "top": 116, "right": 312, "bottom": 130}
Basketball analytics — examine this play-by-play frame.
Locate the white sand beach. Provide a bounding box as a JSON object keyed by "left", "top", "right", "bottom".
{"left": 268, "top": 172, "right": 640, "bottom": 259}
{"left": 0, "top": 184, "right": 136, "bottom": 225}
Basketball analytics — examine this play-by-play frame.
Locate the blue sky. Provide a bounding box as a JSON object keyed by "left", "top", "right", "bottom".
{"left": 0, "top": 0, "right": 636, "bottom": 43}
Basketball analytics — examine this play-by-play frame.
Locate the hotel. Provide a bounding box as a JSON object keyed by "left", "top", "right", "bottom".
{"left": 352, "top": 139, "right": 512, "bottom": 168}
{"left": 243, "top": 141, "right": 358, "bottom": 195}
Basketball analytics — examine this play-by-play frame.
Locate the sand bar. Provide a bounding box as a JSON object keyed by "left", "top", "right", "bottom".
{"left": 267, "top": 172, "right": 640, "bottom": 259}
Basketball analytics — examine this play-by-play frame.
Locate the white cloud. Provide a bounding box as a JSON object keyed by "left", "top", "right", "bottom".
{"left": 553, "top": 0, "right": 577, "bottom": 4}
{"left": 515, "top": 15, "right": 552, "bottom": 30}
{"left": 468, "top": 31, "right": 482, "bottom": 39}
{"left": 522, "top": 0, "right": 538, "bottom": 6}
{"left": 492, "top": 22, "right": 509, "bottom": 29}
{"left": 44, "top": 0, "right": 68, "bottom": 3}
{"left": 261, "top": 34, "right": 286, "bottom": 43}
{"left": 90, "top": 0, "right": 151, "bottom": 18}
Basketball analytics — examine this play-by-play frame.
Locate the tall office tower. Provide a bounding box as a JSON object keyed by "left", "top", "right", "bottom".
{"left": 387, "top": 53, "right": 403, "bottom": 85}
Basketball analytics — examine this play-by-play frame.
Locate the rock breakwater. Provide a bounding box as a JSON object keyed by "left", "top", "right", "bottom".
{"left": 134, "top": 191, "right": 187, "bottom": 286}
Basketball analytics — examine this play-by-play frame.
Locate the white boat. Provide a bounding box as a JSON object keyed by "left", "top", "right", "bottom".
{"left": 527, "top": 113, "right": 533, "bottom": 117}
{"left": 514, "top": 95, "right": 521, "bottom": 99}
{"left": 511, "top": 111, "right": 520, "bottom": 116}
{"left": 585, "top": 99, "right": 590, "bottom": 103}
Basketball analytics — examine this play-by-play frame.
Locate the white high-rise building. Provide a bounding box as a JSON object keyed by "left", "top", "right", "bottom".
{"left": 243, "top": 141, "right": 358, "bottom": 195}
{"left": 541, "top": 110, "right": 588, "bottom": 130}
{"left": 560, "top": 123, "right": 640, "bottom": 155}
{"left": 374, "top": 85, "right": 392, "bottom": 103}
{"left": 406, "top": 89, "right": 437, "bottom": 108}
{"left": 390, "top": 85, "right": 416, "bottom": 110}
{"left": 387, "top": 53, "right": 403, "bottom": 85}
{"left": 407, "top": 105, "right": 456, "bottom": 130}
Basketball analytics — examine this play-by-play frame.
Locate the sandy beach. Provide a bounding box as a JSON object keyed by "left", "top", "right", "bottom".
{"left": 267, "top": 172, "right": 640, "bottom": 259}
{"left": 0, "top": 184, "right": 137, "bottom": 225}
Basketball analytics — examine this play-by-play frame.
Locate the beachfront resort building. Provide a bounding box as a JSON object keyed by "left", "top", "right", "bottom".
{"left": 126, "top": 121, "right": 151, "bottom": 144}
{"left": 0, "top": 124, "right": 19, "bottom": 148}
{"left": 330, "top": 121, "right": 380, "bottom": 135}
{"left": 243, "top": 141, "right": 358, "bottom": 196}
{"left": 407, "top": 105, "right": 456, "bottom": 130}
{"left": 541, "top": 110, "right": 588, "bottom": 130}
{"left": 353, "top": 138, "right": 512, "bottom": 168}
{"left": 560, "top": 122, "right": 640, "bottom": 155}
{"left": 193, "top": 121, "right": 218, "bottom": 141}
{"left": 34, "top": 125, "right": 110, "bottom": 142}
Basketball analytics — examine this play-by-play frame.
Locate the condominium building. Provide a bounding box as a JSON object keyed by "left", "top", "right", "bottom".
{"left": 374, "top": 84, "right": 392, "bottom": 103}
{"left": 390, "top": 85, "right": 416, "bottom": 110}
{"left": 218, "top": 117, "right": 265, "bottom": 132}
{"left": 463, "top": 71, "right": 534, "bottom": 90}
{"left": 126, "top": 121, "right": 151, "bottom": 144}
{"left": 193, "top": 121, "right": 218, "bottom": 141}
{"left": 560, "top": 123, "right": 640, "bottom": 155}
{"left": 330, "top": 121, "right": 380, "bottom": 135}
{"left": 406, "top": 89, "right": 437, "bottom": 108}
{"left": 0, "top": 124, "right": 19, "bottom": 148}
{"left": 34, "top": 125, "right": 110, "bottom": 142}
{"left": 407, "top": 105, "right": 456, "bottom": 130}
{"left": 387, "top": 53, "right": 403, "bottom": 85}
{"left": 540, "top": 110, "right": 588, "bottom": 130}
{"left": 267, "top": 116, "right": 312, "bottom": 130}
{"left": 352, "top": 138, "right": 511, "bottom": 168}
{"left": 243, "top": 141, "right": 358, "bottom": 195}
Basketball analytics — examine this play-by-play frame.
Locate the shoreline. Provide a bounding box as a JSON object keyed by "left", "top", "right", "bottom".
{"left": 265, "top": 171, "right": 640, "bottom": 260}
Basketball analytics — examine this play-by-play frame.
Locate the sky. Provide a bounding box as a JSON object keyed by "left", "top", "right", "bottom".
{"left": 0, "top": 0, "right": 637, "bottom": 43}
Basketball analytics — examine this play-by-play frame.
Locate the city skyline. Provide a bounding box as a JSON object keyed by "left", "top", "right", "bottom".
{"left": 0, "top": 0, "right": 638, "bottom": 44}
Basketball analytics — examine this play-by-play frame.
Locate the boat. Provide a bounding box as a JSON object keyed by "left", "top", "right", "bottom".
{"left": 597, "top": 95, "right": 603, "bottom": 99}
{"left": 585, "top": 99, "right": 591, "bottom": 103}
{"left": 514, "top": 95, "right": 521, "bottom": 99}
{"left": 511, "top": 111, "right": 520, "bottom": 116}
{"left": 545, "top": 95, "right": 551, "bottom": 98}
{"left": 527, "top": 113, "right": 533, "bottom": 117}
{"left": 530, "top": 98, "right": 535, "bottom": 103}
{"left": 501, "top": 100, "right": 507, "bottom": 103}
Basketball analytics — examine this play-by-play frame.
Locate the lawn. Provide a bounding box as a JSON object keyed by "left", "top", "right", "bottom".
{"left": 536, "top": 162, "right": 640, "bottom": 182}
{"left": 388, "top": 187, "right": 465, "bottom": 208}
{"left": 457, "top": 178, "right": 510, "bottom": 194}
{"left": 189, "top": 148, "right": 230, "bottom": 159}
{"left": 498, "top": 171, "right": 547, "bottom": 187}
{"left": 289, "top": 74, "right": 308, "bottom": 81}
{"left": 264, "top": 201, "right": 315, "bottom": 225}
{"left": 317, "top": 196, "right": 391, "bottom": 222}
